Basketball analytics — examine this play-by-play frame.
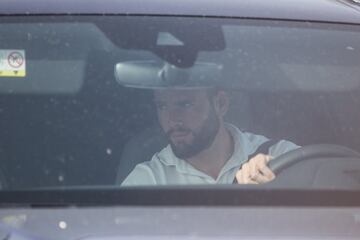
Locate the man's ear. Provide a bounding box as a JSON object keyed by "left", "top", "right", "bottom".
{"left": 213, "top": 90, "right": 229, "bottom": 117}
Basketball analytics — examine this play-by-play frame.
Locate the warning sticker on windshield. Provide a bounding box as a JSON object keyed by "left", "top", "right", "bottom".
{"left": 0, "top": 50, "right": 26, "bottom": 77}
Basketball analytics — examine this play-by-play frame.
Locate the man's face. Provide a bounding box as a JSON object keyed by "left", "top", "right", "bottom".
{"left": 154, "top": 89, "right": 220, "bottom": 159}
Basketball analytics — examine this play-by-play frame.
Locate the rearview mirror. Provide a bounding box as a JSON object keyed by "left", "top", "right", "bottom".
{"left": 114, "top": 60, "right": 223, "bottom": 89}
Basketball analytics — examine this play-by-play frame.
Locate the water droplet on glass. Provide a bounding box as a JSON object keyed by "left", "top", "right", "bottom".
{"left": 106, "top": 148, "right": 112, "bottom": 155}
{"left": 58, "top": 175, "right": 64, "bottom": 182}
{"left": 59, "top": 221, "right": 67, "bottom": 229}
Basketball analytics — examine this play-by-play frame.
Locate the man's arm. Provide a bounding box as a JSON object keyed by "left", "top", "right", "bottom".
{"left": 236, "top": 140, "right": 299, "bottom": 184}
{"left": 121, "top": 163, "right": 157, "bottom": 186}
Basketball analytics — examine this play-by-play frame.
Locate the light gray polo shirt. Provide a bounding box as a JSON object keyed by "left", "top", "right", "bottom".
{"left": 121, "top": 124, "right": 299, "bottom": 186}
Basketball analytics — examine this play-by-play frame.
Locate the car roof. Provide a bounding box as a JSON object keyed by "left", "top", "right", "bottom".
{"left": 1, "top": 0, "right": 360, "bottom": 24}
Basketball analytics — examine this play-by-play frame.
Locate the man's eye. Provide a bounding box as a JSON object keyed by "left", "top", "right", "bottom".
{"left": 180, "top": 102, "right": 193, "bottom": 108}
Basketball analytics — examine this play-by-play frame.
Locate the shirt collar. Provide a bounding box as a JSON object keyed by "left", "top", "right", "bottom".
{"left": 157, "top": 145, "right": 209, "bottom": 177}
{"left": 218, "top": 123, "right": 251, "bottom": 174}
{"left": 157, "top": 123, "right": 253, "bottom": 178}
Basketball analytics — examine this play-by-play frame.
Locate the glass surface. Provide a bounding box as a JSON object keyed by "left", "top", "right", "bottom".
{"left": 0, "top": 16, "right": 360, "bottom": 190}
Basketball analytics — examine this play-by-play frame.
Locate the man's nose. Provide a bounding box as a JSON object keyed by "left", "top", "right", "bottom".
{"left": 167, "top": 107, "right": 184, "bottom": 126}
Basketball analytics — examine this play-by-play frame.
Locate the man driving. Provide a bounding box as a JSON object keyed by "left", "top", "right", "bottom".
{"left": 122, "top": 87, "right": 299, "bottom": 185}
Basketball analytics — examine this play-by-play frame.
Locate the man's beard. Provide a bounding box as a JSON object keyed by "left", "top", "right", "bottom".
{"left": 165, "top": 107, "right": 220, "bottom": 159}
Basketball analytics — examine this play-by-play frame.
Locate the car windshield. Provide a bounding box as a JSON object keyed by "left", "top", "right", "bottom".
{"left": 1, "top": 15, "right": 360, "bottom": 191}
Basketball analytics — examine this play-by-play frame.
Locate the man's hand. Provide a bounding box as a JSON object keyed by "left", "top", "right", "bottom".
{"left": 235, "top": 154, "right": 275, "bottom": 184}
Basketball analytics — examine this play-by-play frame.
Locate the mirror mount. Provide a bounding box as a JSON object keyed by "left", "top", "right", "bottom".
{"left": 152, "top": 47, "right": 198, "bottom": 68}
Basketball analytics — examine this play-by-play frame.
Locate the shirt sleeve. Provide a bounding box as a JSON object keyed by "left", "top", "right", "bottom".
{"left": 268, "top": 139, "right": 300, "bottom": 158}
{"left": 121, "top": 163, "right": 157, "bottom": 186}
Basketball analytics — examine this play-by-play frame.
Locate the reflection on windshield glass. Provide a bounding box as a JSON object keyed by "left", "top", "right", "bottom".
{"left": 0, "top": 16, "right": 360, "bottom": 190}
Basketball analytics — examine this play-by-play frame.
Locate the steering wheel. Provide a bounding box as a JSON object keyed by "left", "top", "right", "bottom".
{"left": 268, "top": 144, "right": 360, "bottom": 175}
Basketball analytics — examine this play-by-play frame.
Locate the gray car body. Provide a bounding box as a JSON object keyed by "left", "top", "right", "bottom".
{"left": 1, "top": 0, "right": 360, "bottom": 24}
{"left": 1, "top": 0, "right": 360, "bottom": 239}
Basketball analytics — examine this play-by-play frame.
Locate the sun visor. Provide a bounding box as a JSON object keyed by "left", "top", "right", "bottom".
{"left": 222, "top": 60, "right": 360, "bottom": 92}
{"left": 0, "top": 58, "right": 84, "bottom": 94}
